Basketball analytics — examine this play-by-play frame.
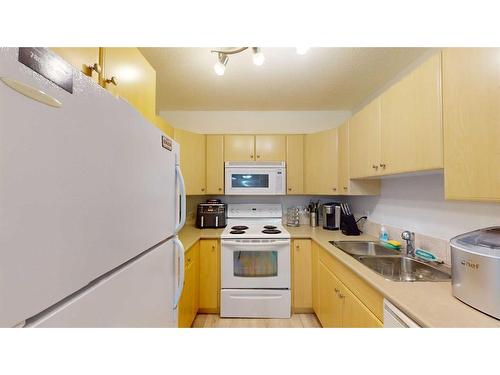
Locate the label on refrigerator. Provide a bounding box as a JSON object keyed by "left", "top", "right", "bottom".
{"left": 162, "top": 136, "right": 172, "bottom": 151}
{"left": 18, "top": 48, "right": 74, "bottom": 93}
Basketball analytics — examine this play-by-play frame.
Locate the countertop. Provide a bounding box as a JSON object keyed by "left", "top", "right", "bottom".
{"left": 178, "top": 224, "right": 500, "bottom": 328}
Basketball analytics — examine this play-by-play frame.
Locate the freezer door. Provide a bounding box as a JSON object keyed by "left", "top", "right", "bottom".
{"left": 0, "top": 48, "right": 177, "bottom": 326}
{"left": 28, "top": 240, "right": 176, "bottom": 328}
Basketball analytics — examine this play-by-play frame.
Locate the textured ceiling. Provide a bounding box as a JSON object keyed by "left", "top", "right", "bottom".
{"left": 140, "top": 47, "right": 430, "bottom": 111}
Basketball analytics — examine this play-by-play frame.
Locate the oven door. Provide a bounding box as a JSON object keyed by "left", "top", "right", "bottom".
{"left": 224, "top": 167, "right": 284, "bottom": 195}
{"left": 221, "top": 239, "right": 290, "bottom": 289}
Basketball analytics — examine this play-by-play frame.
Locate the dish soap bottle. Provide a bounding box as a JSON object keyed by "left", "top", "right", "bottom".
{"left": 379, "top": 225, "right": 389, "bottom": 242}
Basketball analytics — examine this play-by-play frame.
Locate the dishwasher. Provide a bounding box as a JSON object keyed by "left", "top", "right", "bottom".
{"left": 383, "top": 299, "right": 420, "bottom": 328}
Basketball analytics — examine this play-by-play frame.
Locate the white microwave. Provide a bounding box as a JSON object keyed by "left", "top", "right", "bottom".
{"left": 224, "top": 161, "right": 286, "bottom": 195}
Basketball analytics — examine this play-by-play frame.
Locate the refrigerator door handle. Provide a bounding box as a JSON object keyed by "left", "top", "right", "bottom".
{"left": 175, "top": 165, "right": 186, "bottom": 234}
{"left": 173, "top": 236, "right": 185, "bottom": 310}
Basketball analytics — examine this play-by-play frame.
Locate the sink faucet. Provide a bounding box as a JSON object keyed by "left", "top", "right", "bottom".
{"left": 401, "top": 230, "right": 416, "bottom": 257}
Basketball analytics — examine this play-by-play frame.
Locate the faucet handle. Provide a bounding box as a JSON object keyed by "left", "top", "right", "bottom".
{"left": 401, "top": 230, "right": 414, "bottom": 241}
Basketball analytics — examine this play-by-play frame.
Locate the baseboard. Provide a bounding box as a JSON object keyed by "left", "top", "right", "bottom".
{"left": 293, "top": 307, "right": 314, "bottom": 314}
{"left": 198, "top": 308, "right": 219, "bottom": 314}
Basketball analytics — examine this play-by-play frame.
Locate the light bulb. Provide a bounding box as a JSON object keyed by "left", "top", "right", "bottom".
{"left": 214, "top": 53, "right": 228, "bottom": 76}
{"left": 252, "top": 47, "right": 265, "bottom": 66}
{"left": 214, "top": 61, "right": 226, "bottom": 76}
{"left": 296, "top": 47, "right": 310, "bottom": 55}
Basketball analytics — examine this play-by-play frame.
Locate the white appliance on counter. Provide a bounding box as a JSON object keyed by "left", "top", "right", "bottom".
{"left": 224, "top": 161, "right": 286, "bottom": 195}
{"left": 383, "top": 300, "right": 420, "bottom": 328}
{"left": 0, "top": 48, "right": 186, "bottom": 327}
{"left": 220, "top": 204, "right": 291, "bottom": 318}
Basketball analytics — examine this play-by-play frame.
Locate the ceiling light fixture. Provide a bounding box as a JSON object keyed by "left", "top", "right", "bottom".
{"left": 296, "top": 47, "right": 310, "bottom": 55}
{"left": 213, "top": 53, "right": 229, "bottom": 76}
{"left": 252, "top": 47, "right": 265, "bottom": 66}
{"left": 210, "top": 47, "right": 265, "bottom": 75}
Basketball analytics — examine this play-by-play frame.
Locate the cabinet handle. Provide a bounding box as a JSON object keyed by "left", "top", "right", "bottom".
{"left": 212, "top": 245, "right": 215, "bottom": 251}
{"left": 201, "top": 188, "right": 205, "bottom": 192}
{"left": 372, "top": 164, "right": 379, "bottom": 170}
{"left": 380, "top": 163, "right": 386, "bottom": 169}
{"left": 250, "top": 154, "right": 254, "bottom": 158}
{"left": 218, "top": 187, "right": 222, "bottom": 191}
{"left": 256, "top": 155, "right": 260, "bottom": 159}
{"left": 334, "top": 288, "right": 339, "bottom": 293}
{"left": 105, "top": 76, "right": 118, "bottom": 86}
{"left": 288, "top": 188, "right": 292, "bottom": 191}
{"left": 296, "top": 245, "right": 300, "bottom": 250}
{"left": 332, "top": 187, "right": 337, "bottom": 191}
{"left": 343, "top": 186, "right": 348, "bottom": 190}
{"left": 339, "top": 293, "right": 345, "bottom": 299}
{"left": 85, "top": 62, "right": 102, "bottom": 76}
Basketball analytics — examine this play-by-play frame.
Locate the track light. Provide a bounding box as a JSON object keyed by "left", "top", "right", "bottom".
{"left": 214, "top": 53, "right": 228, "bottom": 76}
{"left": 252, "top": 47, "right": 265, "bottom": 66}
{"left": 296, "top": 47, "right": 310, "bottom": 55}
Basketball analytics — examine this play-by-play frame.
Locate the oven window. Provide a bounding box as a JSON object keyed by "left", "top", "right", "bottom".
{"left": 233, "top": 251, "right": 278, "bottom": 277}
{"left": 231, "top": 174, "right": 269, "bottom": 188}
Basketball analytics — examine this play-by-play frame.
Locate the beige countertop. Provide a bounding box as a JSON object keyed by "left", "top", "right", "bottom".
{"left": 178, "top": 224, "right": 500, "bottom": 328}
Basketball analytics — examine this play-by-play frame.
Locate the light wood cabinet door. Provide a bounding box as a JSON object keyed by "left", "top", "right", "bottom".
{"left": 292, "top": 240, "right": 312, "bottom": 312}
{"left": 338, "top": 122, "right": 350, "bottom": 194}
{"left": 304, "top": 128, "right": 338, "bottom": 194}
{"left": 101, "top": 48, "right": 157, "bottom": 124}
{"left": 199, "top": 240, "right": 220, "bottom": 313}
{"left": 255, "top": 135, "right": 286, "bottom": 161}
{"left": 174, "top": 129, "right": 206, "bottom": 195}
{"left": 442, "top": 48, "right": 500, "bottom": 201}
{"left": 380, "top": 53, "right": 443, "bottom": 175}
{"left": 178, "top": 242, "right": 199, "bottom": 328}
{"left": 286, "top": 135, "right": 304, "bottom": 194}
{"left": 312, "top": 241, "right": 319, "bottom": 315}
{"left": 50, "top": 47, "right": 101, "bottom": 84}
{"left": 341, "top": 284, "right": 383, "bottom": 328}
{"left": 206, "top": 135, "right": 225, "bottom": 195}
{"left": 153, "top": 115, "right": 174, "bottom": 138}
{"left": 339, "top": 122, "right": 381, "bottom": 196}
{"left": 317, "top": 260, "right": 342, "bottom": 328}
{"left": 224, "top": 135, "right": 255, "bottom": 161}
{"left": 349, "top": 98, "right": 381, "bottom": 178}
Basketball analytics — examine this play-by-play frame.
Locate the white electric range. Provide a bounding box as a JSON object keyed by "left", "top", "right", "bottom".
{"left": 220, "top": 204, "right": 291, "bottom": 318}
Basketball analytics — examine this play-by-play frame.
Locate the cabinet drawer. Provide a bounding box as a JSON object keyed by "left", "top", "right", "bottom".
{"left": 318, "top": 243, "right": 383, "bottom": 321}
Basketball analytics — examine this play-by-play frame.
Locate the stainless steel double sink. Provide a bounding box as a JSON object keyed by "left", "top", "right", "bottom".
{"left": 330, "top": 241, "right": 451, "bottom": 282}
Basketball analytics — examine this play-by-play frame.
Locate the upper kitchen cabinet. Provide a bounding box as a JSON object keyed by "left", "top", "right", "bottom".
{"left": 174, "top": 129, "right": 207, "bottom": 195}
{"left": 206, "top": 135, "right": 225, "bottom": 195}
{"left": 442, "top": 48, "right": 500, "bottom": 201}
{"left": 224, "top": 135, "right": 286, "bottom": 162}
{"left": 255, "top": 135, "right": 286, "bottom": 161}
{"left": 50, "top": 48, "right": 101, "bottom": 84}
{"left": 286, "top": 135, "right": 304, "bottom": 194}
{"left": 101, "top": 48, "right": 157, "bottom": 124}
{"left": 349, "top": 98, "right": 381, "bottom": 178}
{"left": 338, "top": 122, "right": 380, "bottom": 195}
{"left": 224, "top": 135, "right": 255, "bottom": 161}
{"left": 380, "top": 53, "right": 443, "bottom": 175}
{"left": 153, "top": 115, "right": 174, "bottom": 138}
{"left": 304, "top": 128, "right": 338, "bottom": 195}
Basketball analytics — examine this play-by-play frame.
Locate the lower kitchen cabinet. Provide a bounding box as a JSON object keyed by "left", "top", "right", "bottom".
{"left": 313, "top": 242, "right": 383, "bottom": 328}
{"left": 178, "top": 242, "right": 200, "bottom": 328}
{"left": 292, "top": 239, "right": 312, "bottom": 312}
{"left": 312, "top": 242, "right": 320, "bottom": 314}
{"left": 198, "top": 239, "right": 220, "bottom": 313}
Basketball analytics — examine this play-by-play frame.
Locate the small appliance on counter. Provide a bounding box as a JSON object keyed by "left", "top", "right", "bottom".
{"left": 322, "top": 202, "right": 341, "bottom": 230}
{"left": 340, "top": 203, "right": 362, "bottom": 236}
{"left": 196, "top": 199, "right": 227, "bottom": 229}
{"left": 451, "top": 227, "right": 500, "bottom": 319}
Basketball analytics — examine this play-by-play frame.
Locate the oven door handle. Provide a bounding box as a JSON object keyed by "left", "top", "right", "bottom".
{"left": 222, "top": 240, "right": 290, "bottom": 247}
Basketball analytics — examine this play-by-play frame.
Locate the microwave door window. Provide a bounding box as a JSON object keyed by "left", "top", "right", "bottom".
{"left": 234, "top": 251, "right": 278, "bottom": 277}
{"left": 231, "top": 174, "right": 269, "bottom": 188}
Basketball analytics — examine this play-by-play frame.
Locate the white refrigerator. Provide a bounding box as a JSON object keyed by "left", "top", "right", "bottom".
{"left": 0, "top": 47, "right": 186, "bottom": 327}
